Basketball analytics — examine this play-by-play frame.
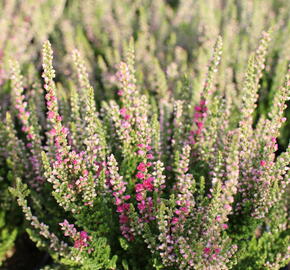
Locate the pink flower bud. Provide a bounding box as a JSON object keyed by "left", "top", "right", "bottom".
{"left": 147, "top": 153, "right": 154, "bottom": 159}
{"left": 47, "top": 111, "right": 55, "bottom": 119}
{"left": 137, "top": 162, "right": 146, "bottom": 172}
{"left": 222, "top": 224, "right": 228, "bottom": 229}
{"left": 135, "top": 183, "right": 144, "bottom": 192}
{"left": 203, "top": 247, "right": 211, "bottom": 255}
{"left": 171, "top": 217, "right": 179, "bottom": 224}
{"left": 260, "top": 160, "right": 266, "bottom": 167}
{"left": 119, "top": 108, "right": 127, "bottom": 116}
{"left": 136, "top": 172, "right": 145, "bottom": 179}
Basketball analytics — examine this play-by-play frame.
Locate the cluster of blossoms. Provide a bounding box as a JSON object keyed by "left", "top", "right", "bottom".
{"left": 59, "top": 219, "right": 91, "bottom": 250}
{"left": 1, "top": 32, "right": 289, "bottom": 270}
{"left": 135, "top": 161, "right": 155, "bottom": 222}
{"left": 0, "top": 0, "right": 289, "bottom": 269}
{"left": 10, "top": 61, "right": 44, "bottom": 188}
{"left": 107, "top": 154, "right": 132, "bottom": 240}
{"left": 188, "top": 99, "right": 208, "bottom": 145}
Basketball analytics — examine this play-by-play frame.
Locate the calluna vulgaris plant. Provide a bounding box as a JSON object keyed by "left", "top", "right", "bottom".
{"left": 0, "top": 28, "right": 289, "bottom": 269}
{"left": 1, "top": 0, "right": 289, "bottom": 144}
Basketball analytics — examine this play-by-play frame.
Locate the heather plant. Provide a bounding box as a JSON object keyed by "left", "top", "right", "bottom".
{"left": 0, "top": 0, "right": 289, "bottom": 144}
{"left": 0, "top": 1, "right": 289, "bottom": 268}
{"left": 0, "top": 29, "right": 288, "bottom": 269}
{"left": 47, "top": 0, "right": 290, "bottom": 148}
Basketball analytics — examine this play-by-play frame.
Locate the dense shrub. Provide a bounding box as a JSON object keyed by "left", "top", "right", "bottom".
{"left": 0, "top": 31, "right": 288, "bottom": 269}
{"left": 0, "top": 0, "right": 289, "bottom": 269}
{"left": 1, "top": 0, "right": 289, "bottom": 145}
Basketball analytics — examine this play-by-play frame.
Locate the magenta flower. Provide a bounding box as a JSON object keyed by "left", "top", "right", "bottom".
{"left": 47, "top": 111, "right": 55, "bottom": 119}
{"left": 137, "top": 162, "right": 147, "bottom": 172}
{"left": 214, "top": 248, "right": 221, "bottom": 254}
{"left": 136, "top": 193, "right": 143, "bottom": 201}
{"left": 143, "top": 178, "right": 154, "bottom": 191}
{"left": 260, "top": 160, "right": 266, "bottom": 166}
{"left": 135, "top": 183, "right": 144, "bottom": 192}
{"left": 222, "top": 224, "right": 228, "bottom": 229}
{"left": 203, "top": 247, "right": 211, "bottom": 255}
{"left": 136, "top": 172, "right": 145, "bottom": 179}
